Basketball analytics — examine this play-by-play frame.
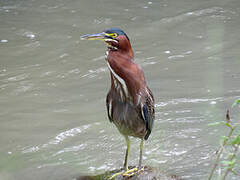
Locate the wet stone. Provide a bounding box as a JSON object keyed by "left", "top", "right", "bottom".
{"left": 76, "top": 166, "right": 183, "bottom": 180}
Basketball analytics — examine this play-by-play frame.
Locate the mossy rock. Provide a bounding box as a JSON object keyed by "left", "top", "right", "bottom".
{"left": 76, "top": 166, "right": 182, "bottom": 180}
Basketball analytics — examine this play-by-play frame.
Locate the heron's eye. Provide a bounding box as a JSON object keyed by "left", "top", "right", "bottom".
{"left": 105, "top": 33, "right": 118, "bottom": 38}
{"left": 111, "top": 33, "right": 118, "bottom": 38}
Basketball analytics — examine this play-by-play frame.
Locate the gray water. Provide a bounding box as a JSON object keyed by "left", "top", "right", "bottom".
{"left": 1, "top": 0, "right": 240, "bottom": 179}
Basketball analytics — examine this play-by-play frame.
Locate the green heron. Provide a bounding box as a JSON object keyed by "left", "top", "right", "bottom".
{"left": 81, "top": 28, "right": 155, "bottom": 178}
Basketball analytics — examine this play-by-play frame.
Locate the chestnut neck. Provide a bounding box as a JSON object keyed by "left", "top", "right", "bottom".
{"left": 111, "top": 35, "right": 134, "bottom": 59}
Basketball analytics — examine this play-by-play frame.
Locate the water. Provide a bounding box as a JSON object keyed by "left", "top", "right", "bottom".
{"left": 1, "top": 0, "right": 240, "bottom": 179}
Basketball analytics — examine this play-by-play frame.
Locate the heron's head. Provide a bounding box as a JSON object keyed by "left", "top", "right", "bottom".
{"left": 81, "top": 28, "right": 131, "bottom": 51}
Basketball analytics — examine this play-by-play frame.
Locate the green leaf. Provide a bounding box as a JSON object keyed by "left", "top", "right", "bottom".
{"left": 222, "top": 159, "right": 236, "bottom": 167}
{"left": 231, "top": 135, "right": 240, "bottom": 145}
{"left": 232, "top": 99, "right": 240, "bottom": 108}
{"left": 223, "top": 122, "right": 233, "bottom": 129}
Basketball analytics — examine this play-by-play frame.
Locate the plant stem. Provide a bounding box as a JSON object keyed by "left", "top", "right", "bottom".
{"left": 208, "top": 128, "right": 234, "bottom": 180}
{"left": 221, "top": 145, "right": 239, "bottom": 180}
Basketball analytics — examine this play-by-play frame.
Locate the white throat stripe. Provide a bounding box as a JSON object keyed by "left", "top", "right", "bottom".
{"left": 107, "top": 62, "right": 128, "bottom": 97}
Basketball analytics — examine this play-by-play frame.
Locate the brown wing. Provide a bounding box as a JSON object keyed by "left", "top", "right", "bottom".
{"left": 140, "top": 87, "right": 155, "bottom": 140}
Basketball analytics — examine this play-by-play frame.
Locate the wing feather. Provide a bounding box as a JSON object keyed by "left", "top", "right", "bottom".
{"left": 141, "top": 91, "right": 155, "bottom": 140}
{"left": 106, "top": 93, "right": 113, "bottom": 122}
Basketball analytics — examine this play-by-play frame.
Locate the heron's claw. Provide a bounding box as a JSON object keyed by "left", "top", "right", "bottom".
{"left": 123, "top": 167, "right": 144, "bottom": 176}
{"left": 108, "top": 167, "right": 144, "bottom": 179}
{"left": 108, "top": 171, "right": 124, "bottom": 180}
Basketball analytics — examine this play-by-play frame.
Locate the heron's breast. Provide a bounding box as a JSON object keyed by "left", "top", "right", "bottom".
{"left": 111, "top": 101, "right": 146, "bottom": 138}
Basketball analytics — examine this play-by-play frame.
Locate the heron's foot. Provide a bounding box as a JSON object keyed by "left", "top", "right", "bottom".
{"left": 108, "top": 167, "right": 144, "bottom": 179}
{"left": 123, "top": 166, "right": 144, "bottom": 176}
{"left": 108, "top": 171, "right": 125, "bottom": 180}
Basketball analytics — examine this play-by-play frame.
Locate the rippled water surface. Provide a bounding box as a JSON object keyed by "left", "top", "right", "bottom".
{"left": 1, "top": 0, "right": 240, "bottom": 179}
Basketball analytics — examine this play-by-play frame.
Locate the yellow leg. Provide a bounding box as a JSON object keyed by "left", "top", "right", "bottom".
{"left": 123, "top": 136, "right": 130, "bottom": 170}
{"left": 138, "top": 138, "right": 144, "bottom": 169}
{"left": 122, "top": 139, "right": 145, "bottom": 176}
{"left": 108, "top": 136, "right": 131, "bottom": 180}
{"left": 108, "top": 138, "right": 145, "bottom": 180}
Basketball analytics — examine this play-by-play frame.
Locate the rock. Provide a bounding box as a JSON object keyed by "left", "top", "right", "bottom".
{"left": 76, "top": 166, "right": 183, "bottom": 180}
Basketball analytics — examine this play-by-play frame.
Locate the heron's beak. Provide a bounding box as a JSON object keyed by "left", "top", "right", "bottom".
{"left": 81, "top": 32, "right": 106, "bottom": 41}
